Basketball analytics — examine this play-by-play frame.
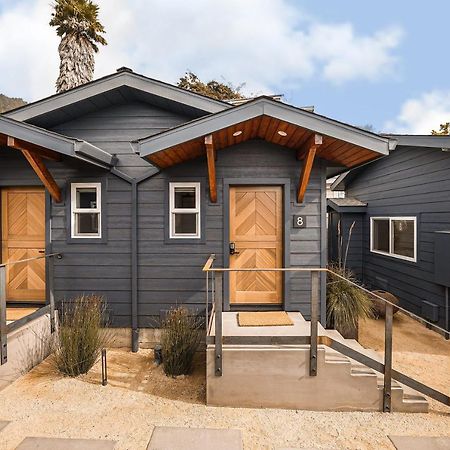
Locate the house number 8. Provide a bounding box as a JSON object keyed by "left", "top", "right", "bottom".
{"left": 293, "top": 215, "right": 306, "bottom": 228}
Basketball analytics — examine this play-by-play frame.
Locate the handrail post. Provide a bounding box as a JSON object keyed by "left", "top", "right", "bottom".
{"left": 310, "top": 270, "right": 319, "bottom": 376}
{"left": 48, "top": 255, "right": 56, "bottom": 334}
{"left": 383, "top": 303, "right": 393, "bottom": 412}
{"left": 214, "top": 272, "right": 223, "bottom": 376}
{"left": 0, "top": 266, "right": 7, "bottom": 365}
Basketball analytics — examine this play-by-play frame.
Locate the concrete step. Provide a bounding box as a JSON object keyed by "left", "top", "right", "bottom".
{"left": 323, "top": 330, "right": 429, "bottom": 413}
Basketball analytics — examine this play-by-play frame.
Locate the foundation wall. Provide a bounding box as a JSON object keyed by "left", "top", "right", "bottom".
{"left": 207, "top": 345, "right": 381, "bottom": 412}
{"left": 0, "top": 313, "right": 55, "bottom": 390}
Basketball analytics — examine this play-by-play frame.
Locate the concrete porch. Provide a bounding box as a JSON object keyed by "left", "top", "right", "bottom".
{"left": 207, "top": 312, "right": 428, "bottom": 412}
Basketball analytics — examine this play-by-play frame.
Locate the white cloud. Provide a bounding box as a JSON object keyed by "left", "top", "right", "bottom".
{"left": 384, "top": 90, "right": 450, "bottom": 134}
{"left": 0, "top": 0, "right": 403, "bottom": 101}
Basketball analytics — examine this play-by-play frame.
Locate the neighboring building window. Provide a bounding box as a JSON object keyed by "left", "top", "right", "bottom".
{"left": 370, "top": 217, "right": 416, "bottom": 262}
{"left": 169, "top": 182, "right": 201, "bottom": 238}
{"left": 71, "top": 183, "right": 102, "bottom": 238}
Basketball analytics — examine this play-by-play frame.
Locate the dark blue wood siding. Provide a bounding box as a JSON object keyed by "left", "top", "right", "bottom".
{"left": 346, "top": 146, "right": 450, "bottom": 329}
{"left": 52, "top": 101, "right": 190, "bottom": 177}
{"left": 137, "top": 140, "right": 326, "bottom": 326}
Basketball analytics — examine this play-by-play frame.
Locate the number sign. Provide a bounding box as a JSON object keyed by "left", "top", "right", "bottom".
{"left": 293, "top": 215, "right": 306, "bottom": 228}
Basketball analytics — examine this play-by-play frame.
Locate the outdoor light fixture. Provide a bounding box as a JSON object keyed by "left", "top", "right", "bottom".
{"left": 277, "top": 130, "right": 288, "bottom": 137}
{"left": 232, "top": 130, "right": 243, "bottom": 136}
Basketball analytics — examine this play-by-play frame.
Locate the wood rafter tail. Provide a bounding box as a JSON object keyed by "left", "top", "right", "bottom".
{"left": 6, "top": 136, "right": 61, "bottom": 161}
{"left": 205, "top": 134, "right": 217, "bottom": 203}
{"left": 20, "top": 149, "right": 62, "bottom": 203}
{"left": 297, "top": 133, "right": 322, "bottom": 203}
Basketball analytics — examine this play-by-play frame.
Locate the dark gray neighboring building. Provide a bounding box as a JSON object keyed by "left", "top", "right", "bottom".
{"left": 330, "top": 136, "right": 450, "bottom": 332}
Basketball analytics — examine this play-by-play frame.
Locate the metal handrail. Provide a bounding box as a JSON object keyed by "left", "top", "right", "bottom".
{"left": 203, "top": 254, "right": 450, "bottom": 410}
{"left": 0, "top": 252, "right": 62, "bottom": 268}
{"left": 203, "top": 259, "right": 448, "bottom": 336}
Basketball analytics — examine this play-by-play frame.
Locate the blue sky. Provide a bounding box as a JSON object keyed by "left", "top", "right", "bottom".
{"left": 0, "top": 0, "right": 448, "bottom": 134}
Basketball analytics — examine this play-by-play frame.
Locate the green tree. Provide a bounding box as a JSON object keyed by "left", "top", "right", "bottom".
{"left": 50, "top": 0, "right": 107, "bottom": 93}
{"left": 431, "top": 122, "right": 450, "bottom": 135}
{"left": 177, "top": 71, "right": 245, "bottom": 101}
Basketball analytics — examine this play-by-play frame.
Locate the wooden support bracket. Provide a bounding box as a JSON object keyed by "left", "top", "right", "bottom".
{"left": 12, "top": 141, "right": 62, "bottom": 203}
{"left": 6, "top": 136, "right": 61, "bottom": 161}
{"left": 205, "top": 134, "right": 217, "bottom": 203}
{"left": 297, "top": 133, "right": 322, "bottom": 203}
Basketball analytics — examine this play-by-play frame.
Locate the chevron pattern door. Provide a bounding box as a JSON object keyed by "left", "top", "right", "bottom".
{"left": 1, "top": 188, "right": 46, "bottom": 302}
{"left": 229, "top": 186, "right": 283, "bottom": 304}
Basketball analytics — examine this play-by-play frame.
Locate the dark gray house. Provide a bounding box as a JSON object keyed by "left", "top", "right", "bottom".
{"left": 0, "top": 68, "right": 394, "bottom": 349}
{"left": 329, "top": 135, "right": 450, "bottom": 333}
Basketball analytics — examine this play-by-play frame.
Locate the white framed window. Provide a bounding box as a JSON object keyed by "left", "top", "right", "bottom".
{"left": 370, "top": 217, "right": 417, "bottom": 262}
{"left": 71, "top": 183, "right": 102, "bottom": 238}
{"left": 169, "top": 182, "right": 201, "bottom": 239}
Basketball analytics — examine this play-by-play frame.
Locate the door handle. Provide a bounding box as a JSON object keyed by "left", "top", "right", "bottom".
{"left": 229, "top": 242, "right": 240, "bottom": 255}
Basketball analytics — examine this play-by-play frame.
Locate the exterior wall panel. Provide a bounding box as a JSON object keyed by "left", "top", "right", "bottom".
{"left": 347, "top": 146, "right": 450, "bottom": 329}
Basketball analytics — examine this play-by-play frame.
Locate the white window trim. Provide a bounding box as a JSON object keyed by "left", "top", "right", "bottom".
{"left": 370, "top": 216, "right": 417, "bottom": 263}
{"left": 169, "top": 182, "right": 201, "bottom": 239}
{"left": 71, "top": 182, "right": 102, "bottom": 239}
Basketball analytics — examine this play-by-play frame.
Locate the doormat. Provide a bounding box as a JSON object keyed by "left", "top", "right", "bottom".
{"left": 237, "top": 311, "right": 293, "bottom": 327}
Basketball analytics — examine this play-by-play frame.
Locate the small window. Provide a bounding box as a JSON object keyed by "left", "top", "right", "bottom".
{"left": 71, "top": 183, "right": 101, "bottom": 238}
{"left": 169, "top": 182, "right": 200, "bottom": 238}
{"left": 370, "top": 217, "right": 416, "bottom": 262}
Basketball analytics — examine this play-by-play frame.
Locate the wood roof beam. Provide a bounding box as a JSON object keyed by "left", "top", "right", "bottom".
{"left": 6, "top": 136, "right": 61, "bottom": 161}
{"left": 20, "top": 147, "right": 62, "bottom": 203}
{"left": 205, "top": 134, "right": 217, "bottom": 203}
{"left": 297, "top": 133, "right": 322, "bottom": 203}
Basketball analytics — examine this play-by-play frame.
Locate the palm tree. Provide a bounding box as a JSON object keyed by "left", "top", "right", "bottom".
{"left": 50, "top": 0, "right": 107, "bottom": 93}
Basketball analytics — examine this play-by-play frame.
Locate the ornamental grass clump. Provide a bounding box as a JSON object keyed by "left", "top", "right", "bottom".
{"left": 326, "top": 263, "right": 374, "bottom": 335}
{"left": 53, "top": 294, "right": 110, "bottom": 377}
{"left": 160, "top": 306, "right": 202, "bottom": 377}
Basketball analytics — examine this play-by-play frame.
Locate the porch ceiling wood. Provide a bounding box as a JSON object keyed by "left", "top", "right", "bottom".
{"left": 146, "top": 115, "right": 382, "bottom": 169}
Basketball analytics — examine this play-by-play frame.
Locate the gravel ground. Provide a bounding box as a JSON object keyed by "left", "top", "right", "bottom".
{"left": 0, "top": 346, "right": 448, "bottom": 450}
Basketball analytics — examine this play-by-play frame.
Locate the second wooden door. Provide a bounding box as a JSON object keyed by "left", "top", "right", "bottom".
{"left": 1, "top": 188, "right": 46, "bottom": 302}
{"left": 229, "top": 186, "right": 283, "bottom": 304}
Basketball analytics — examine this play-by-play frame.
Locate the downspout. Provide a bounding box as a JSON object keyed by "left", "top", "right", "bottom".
{"left": 111, "top": 167, "right": 158, "bottom": 352}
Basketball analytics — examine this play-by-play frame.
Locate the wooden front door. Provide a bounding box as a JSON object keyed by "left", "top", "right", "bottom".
{"left": 229, "top": 186, "right": 283, "bottom": 304}
{"left": 1, "top": 188, "right": 46, "bottom": 302}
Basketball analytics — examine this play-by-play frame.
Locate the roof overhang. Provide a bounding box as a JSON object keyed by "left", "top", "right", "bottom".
{"left": 383, "top": 134, "right": 450, "bottom": 149}
{"left": 327, "top": 197, "right": 367, "bottom": 213}
{"left": 4, "top": 70, "right": 229, "bottom": 126}
{"left": 0, "top": 115, "right": 114, "bottom": 167}
{"left": 135, "top": 97, "right": 393, "bottom": 170}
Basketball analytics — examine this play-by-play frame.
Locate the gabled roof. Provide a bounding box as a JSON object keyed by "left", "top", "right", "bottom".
{"left": 332, "top": 134, "right": 450, "bottom": 190}
{"left": 134, "top": 96, "right": 393, "bottom": 170}
{"left": 5, "top": 68, "right": 230, "bottom": 127}
{"left": 0, "top": 115, "right": 114, "bottom": 167}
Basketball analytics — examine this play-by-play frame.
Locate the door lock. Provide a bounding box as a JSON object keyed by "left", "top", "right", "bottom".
{"left": 229, "top": 242, "right": 240, "bottom": 255}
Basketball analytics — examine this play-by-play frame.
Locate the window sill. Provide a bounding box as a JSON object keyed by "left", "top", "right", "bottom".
{"left": 370, "top": 249, "right": 417, "bottom": 264}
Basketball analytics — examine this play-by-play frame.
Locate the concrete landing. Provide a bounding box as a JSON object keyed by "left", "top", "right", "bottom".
{"left": 147, "top": 426, "right": 243, "bottom": 450}
{"left": 15, "top": 437, "right": 116, "bottom": 449}
{"left": 389, "top": 435, "right": 450, "bottom": 450}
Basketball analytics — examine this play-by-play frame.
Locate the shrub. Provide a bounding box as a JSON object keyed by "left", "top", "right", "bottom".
{"left": 160, "top": 306, "right": 202, "bottom": 377}
{"left": 53, "top": 294, "right": 110, "bottom": 377}
{"left": 326, "top": 264, "right": 374, "bottom": 335}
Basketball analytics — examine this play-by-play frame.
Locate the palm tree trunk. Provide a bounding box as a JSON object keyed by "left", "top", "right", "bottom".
{"left": 56, "top": 33, "right": 95, "bottom": 93}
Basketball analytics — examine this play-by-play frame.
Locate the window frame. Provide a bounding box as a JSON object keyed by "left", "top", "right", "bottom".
{"left": 70, "top": 182, "right": 102, "bottom": 239}
{"left": 370, "top": 216, "right": 417, "bottom": 263}
{"left": 169, "top": 182, "right": 201, "bottom": 239}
